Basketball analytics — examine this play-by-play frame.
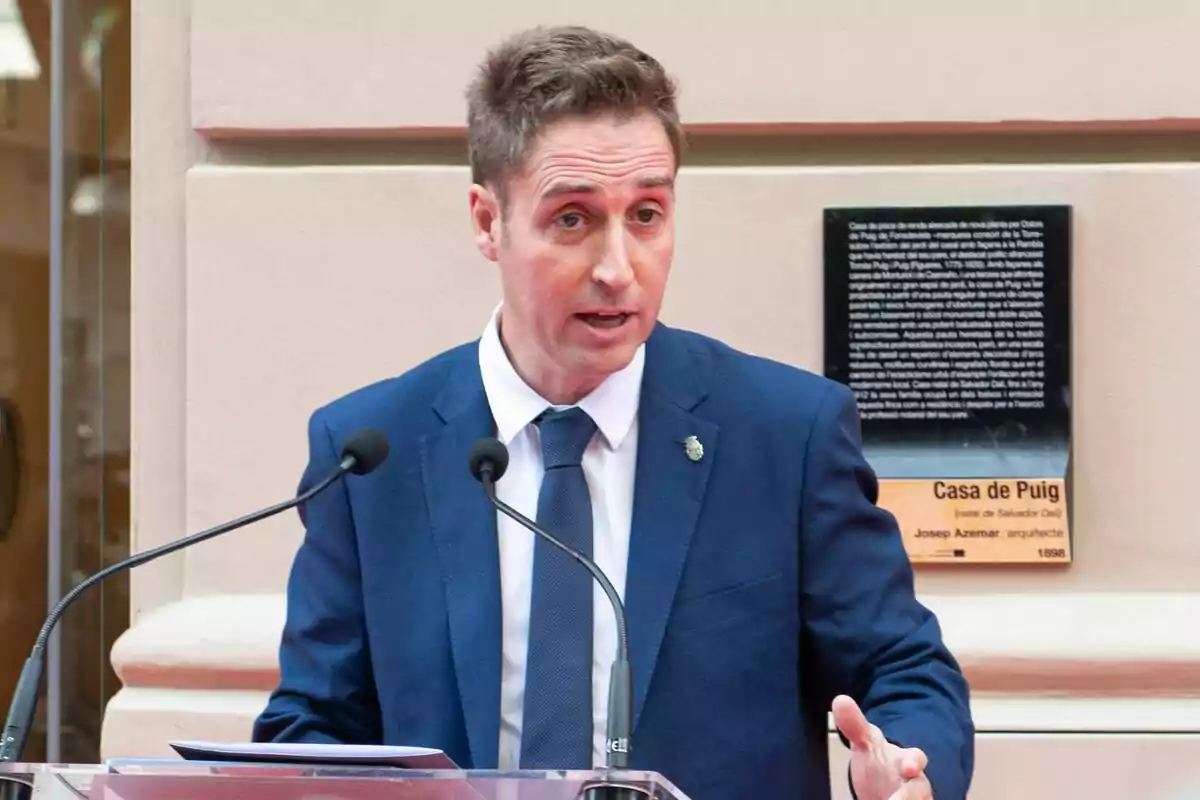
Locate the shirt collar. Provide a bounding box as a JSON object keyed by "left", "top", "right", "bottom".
{"left": 478, "top": 304, "right": 643, "bottom": 450}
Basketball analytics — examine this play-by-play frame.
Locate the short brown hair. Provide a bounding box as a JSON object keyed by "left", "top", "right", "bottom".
{"left": 466, "top": 26, "right": 684, "bottom": 198}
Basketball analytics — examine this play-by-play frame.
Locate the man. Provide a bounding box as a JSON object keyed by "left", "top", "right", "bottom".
{"left": 253, "top": 25, "right": 974, "bottom": 800}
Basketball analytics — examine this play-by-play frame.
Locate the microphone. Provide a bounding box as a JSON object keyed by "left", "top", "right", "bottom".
{"left": 468, "top": 438, "right": 635, "bottom": 786}
{"left": 0, "top": 428, "right": 390, "bottom": 766}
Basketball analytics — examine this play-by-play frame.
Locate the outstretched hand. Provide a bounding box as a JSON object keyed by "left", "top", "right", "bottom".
{"left": 833, "top": 695, "right": 933, "bottom": 800}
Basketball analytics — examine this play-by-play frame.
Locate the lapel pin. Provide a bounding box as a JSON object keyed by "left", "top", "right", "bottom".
{"left": 684, "top": 435, "right": 704, "bottom": 462}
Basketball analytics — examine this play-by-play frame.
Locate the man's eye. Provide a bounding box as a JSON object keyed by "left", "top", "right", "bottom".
{"left": 635, "top": 208, "right": 661, "bottom": 224}
{"left": 559, "top": 212, "right": 585, "bottom": 228}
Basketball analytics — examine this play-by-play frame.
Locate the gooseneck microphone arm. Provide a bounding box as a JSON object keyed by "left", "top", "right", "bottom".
{"left": 0, "top": 428, "right": 390, "bottom": 765}
{"left": 469, "top": 439, "right": 634, "bottom": 772}
{"left": 479, "top": 466, "right": 631, "bottom": 667}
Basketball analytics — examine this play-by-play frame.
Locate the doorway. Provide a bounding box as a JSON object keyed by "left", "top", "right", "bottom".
{"left": 0, "top": 0, "right": 130, "bottom": 764}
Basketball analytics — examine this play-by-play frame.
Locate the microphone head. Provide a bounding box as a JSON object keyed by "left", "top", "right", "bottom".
{"left": 468, "top": 437, "right": 509, "bottom": 483}
{"left": 341, "top": 428, "right": 389, "bottom": 475}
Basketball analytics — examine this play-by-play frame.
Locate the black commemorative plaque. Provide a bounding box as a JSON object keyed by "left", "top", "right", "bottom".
{"left": 824, "top": 205, "right": 1071, "bottom": 445}
{"left": 823, "top": 205, "right": 1073, "bottom": 565}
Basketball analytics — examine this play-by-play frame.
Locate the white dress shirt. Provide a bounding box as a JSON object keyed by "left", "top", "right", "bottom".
{"left": 477, "top": 305, "right": 643, "bottom": 771}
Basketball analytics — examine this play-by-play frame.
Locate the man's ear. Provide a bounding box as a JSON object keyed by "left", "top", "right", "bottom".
{"left": 468, "top": 184, "right": 502, "bottom": 262}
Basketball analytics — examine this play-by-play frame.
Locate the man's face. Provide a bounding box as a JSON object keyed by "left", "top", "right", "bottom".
{"left": 469, "top": 111, "right": 676, "bottom": 403}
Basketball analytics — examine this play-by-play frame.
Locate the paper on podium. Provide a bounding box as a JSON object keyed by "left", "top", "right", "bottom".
{"left": 169, "top": 740, "right": 459, "bottom": 769}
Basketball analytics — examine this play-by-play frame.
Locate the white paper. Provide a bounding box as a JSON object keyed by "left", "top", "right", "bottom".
{"left": 168, "top": 740, "right": 458, "bottom": 769}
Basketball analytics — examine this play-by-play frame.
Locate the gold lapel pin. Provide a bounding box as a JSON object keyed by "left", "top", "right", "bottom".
{"left": 684, "top": 435, "right": 704, "bottom": 462}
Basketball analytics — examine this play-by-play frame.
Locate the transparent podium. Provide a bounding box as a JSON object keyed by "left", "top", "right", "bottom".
{"left": 0, "top": 760, "right": 694, "bottom": 800}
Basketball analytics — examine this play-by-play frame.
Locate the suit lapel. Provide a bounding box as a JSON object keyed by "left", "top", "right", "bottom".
{"left": 625, "top": 326, "right": 718, "bottom": 728}
{"left": 420, "top": 348, "right": 501, "bottom": 769}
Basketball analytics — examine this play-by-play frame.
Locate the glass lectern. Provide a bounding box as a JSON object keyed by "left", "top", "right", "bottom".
{"left": 0, "top": 760, "right": 695, "bottom": 800}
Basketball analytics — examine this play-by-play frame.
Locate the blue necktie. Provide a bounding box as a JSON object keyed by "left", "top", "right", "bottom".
{"left": 519, "top": 406, "right": 597, "bottom": 770}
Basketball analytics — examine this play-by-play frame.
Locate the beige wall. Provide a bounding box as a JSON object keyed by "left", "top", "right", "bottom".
{"left": 109, "top": 1, "right": 1200, "bottom": 796}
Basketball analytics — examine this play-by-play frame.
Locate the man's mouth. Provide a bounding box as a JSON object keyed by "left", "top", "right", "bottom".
{"left": 577, "top": 312, "right": 631, "bottom": 329}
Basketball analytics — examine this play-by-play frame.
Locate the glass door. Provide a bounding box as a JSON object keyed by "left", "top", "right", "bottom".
{"left": 0, "top": 0, "right": 130, "bottom": 764}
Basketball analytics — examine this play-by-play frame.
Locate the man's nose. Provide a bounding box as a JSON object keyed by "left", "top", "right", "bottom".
{"left": 592, "top": 224, "right": 635, "bottom": 290}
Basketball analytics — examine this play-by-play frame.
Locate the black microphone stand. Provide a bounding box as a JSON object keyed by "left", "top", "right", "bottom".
{"left": 0, "top": 448, "right": 369, "bottom": 800}
{"left": 477, "top": 460, "right": 642, "bottom": 800}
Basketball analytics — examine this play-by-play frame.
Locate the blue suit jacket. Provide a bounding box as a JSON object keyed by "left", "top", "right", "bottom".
{"left": 253, "top": 323, "right": 974, "bottom": 799}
